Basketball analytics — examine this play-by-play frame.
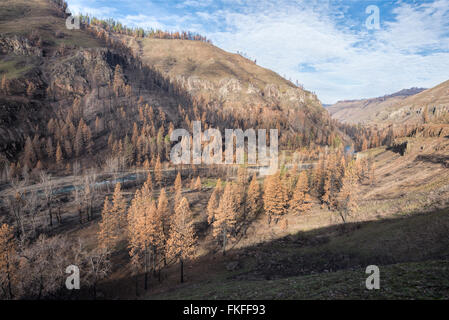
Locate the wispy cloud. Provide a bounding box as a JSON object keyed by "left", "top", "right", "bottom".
{"left": 66, "top": 0, "right": 449, "bottom": 104}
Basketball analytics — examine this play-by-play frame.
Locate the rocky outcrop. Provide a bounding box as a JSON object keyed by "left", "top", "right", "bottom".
{"left": 48, "top": 49, "right": 115, "bottom": 98}
{"left": 0, "top": 35, "right": 43, "bottom": 57}
{"left": 174, "top": 75, "right": 310, "bottom": 110}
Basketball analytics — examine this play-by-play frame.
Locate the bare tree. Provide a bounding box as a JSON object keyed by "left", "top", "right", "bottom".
{"left": 105, "top": 156, "right": 119, "bottom": 191}
{"left": 84, "top": 247, "right": 111, "bottom": 299}
{"left": 83, "top": 170, "right": 97, "bottom": 221}
{"left": 40, "top": 172, "right": 55, "bottom": 227}
{"left": 24, "top": 191, "right": 40, "bottom": 238}
{"left": 74, "top": 185, "right": 83, "bottom": 224}
{"left": 6, "top": 179, "right": 26, "bottom": 238}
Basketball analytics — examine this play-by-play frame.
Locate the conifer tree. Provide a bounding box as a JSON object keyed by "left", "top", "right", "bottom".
{"left": 98, "top": 197, "right": 118, "bottom": 251}
{"left": 0, "top": 223, "right": 16, "bottom": 299}
{"left": 246, "top": 173, "right": 261, "bottom": 220}
{"left": 207, "top": 188, "right": 219, "bottom": 225}
{"left": 55, "top": 142, "right": 63, "bottom": 164}
{"left": 194, "top": 176, "right": 202, "bottom": 191}
{"left": 127, "top": 182, "right": 162, "bottom": 290}
{"left": 289, "top": 171, "right": 312, "bottom": 214}
{"left": 111, "top": 183, "right": 127, "bottom": 229}
{"left": 263, "top": 172, "right": 288, "bottom": 224}
{"left": 213, "top": 182, "right": 239, "bottom": 255}
{"left": 174, "top": 171, "right": 182, "bottom": 208}
{"left": 321, "top": 171, "right": 332, "bottom": 208}
{"left": 157, "top": 188, "right": 169, "bottom": 263}
{"left": 167, "top": 197, "right": 197, "bottom": 283}
{"left": 154, "top": 156, "right": 163, "bottom": 188}
{"left": 237, "top": 166, "right": 248, "bottom": 186}
{"left": 335, "top": 163, "right": 358, "bottom": 223}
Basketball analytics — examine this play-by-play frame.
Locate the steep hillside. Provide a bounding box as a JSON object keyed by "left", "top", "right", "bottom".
{"left": 0, "top": 0, "right": 204, "bottom": 173}
{"left": 328, "top": 88, "right": 426, "bottom": 124}
{"left": 0, "top": 0, "right": 346, "bottom": 176}
{"left": 116, "top": 35, "right": 337, "bottom": 146}
{"left": 135, "top": 38, "right": 318, "bottom": 110}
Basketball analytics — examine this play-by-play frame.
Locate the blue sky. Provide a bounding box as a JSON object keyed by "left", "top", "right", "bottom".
{"left": 67, "top": 0, "right": 449, "bottom": 104}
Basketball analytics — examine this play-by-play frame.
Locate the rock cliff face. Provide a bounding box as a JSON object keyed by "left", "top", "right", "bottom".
{"left": 0, "top": 35, "right": 43, "bottom": 57}
{"left": 174, "top": 75, "right": 311, "bottom": 108}
{"left": 48, "top": 48, "right": 115, "bottom": 98}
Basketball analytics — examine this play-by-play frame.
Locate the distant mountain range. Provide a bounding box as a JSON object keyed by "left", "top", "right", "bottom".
{"left": 326, "top": 85, "right": 449, "bottom": 125}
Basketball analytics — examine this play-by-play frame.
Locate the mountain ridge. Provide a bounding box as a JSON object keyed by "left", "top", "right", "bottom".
{"left": 327, "top": 83, "right": 449, "bottom": 125}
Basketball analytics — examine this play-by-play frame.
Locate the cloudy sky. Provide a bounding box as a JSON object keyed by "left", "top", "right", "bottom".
{"left": 66, "top": 0, "right": 449, "bottom": 104}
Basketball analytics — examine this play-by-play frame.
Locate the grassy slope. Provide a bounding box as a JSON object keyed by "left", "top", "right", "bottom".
{"left": 151, "top": 260, "right": 449, "bottom": 300}
{"left": 0, "top": 0, "right": 102, "bottom": 79}
{"left": 149, "top": 208, "right": 449, "bottom": 300}
{"left": 138, "top": 38, "right": 296, "bottom": 92}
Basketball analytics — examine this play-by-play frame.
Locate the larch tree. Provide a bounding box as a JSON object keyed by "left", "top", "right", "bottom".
{"left": 237, "top": 166, "right": 248, "bottom": 186}
{"left": 194, "top": 176, "right": 202, "bottom": 191}
{"left": 174, "top": 171, "right": 182, "bottom": 208}
{"left": 166, "top": 197, "right": 197, "bottom": 283}
{"left": 157, "top": 188, "right": 169, "bottom": 265}
{"left": 207, "top": 179, "right": 223, "bottom": 225}
{"left": 127, "top": 183, "right": 164, "bottom": 290}
{"left": 97, "top": 197, "right": 118, "bottom": 251}
{"left": 321, "top": 171, "right": 332, "bottom": 209}
{"left": 246, "top": 173, "right": 261, "bottom": 220}
{"left": 127, "top": 185, "right": 150, "bottom": 290}
{"left": 55, "top": 142, "right": 63, "bottom": 164}
{"left": 0, "top": 224, "right": 16, "bottom": 299}
{"left": 207, "top": 188, "right": 219, "bottom": 225}
{"left": 335, "top": 163, "right": 359, "bottom": 223}
{"left": 289, "top": 171, "right": 312, "bottom": 214}
{"left": 263, "top": 172, "right": 288, "bottom": 224}
{"left": 110, "top": 183, "right": 128, "bottom": 229}
{"left": 154, "top": 156, "right": 163, "bottom": 188}
{"left": 213, "top": 182, "right": 239, "bottom": 255}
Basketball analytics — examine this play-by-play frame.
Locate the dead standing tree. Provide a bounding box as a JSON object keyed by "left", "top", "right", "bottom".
{"left": 40, "top": 172, "right": 55, "bottom": 227}
{"left": 83, "top": 170, "right": 98, "bottom": 221}
{"left": 6, "top": 179, "right": 26, "bottom": 238}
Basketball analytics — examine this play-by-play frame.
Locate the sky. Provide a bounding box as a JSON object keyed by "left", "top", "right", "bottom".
{"left": 66, "top": 0, "right": 449, "bottom": 104}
